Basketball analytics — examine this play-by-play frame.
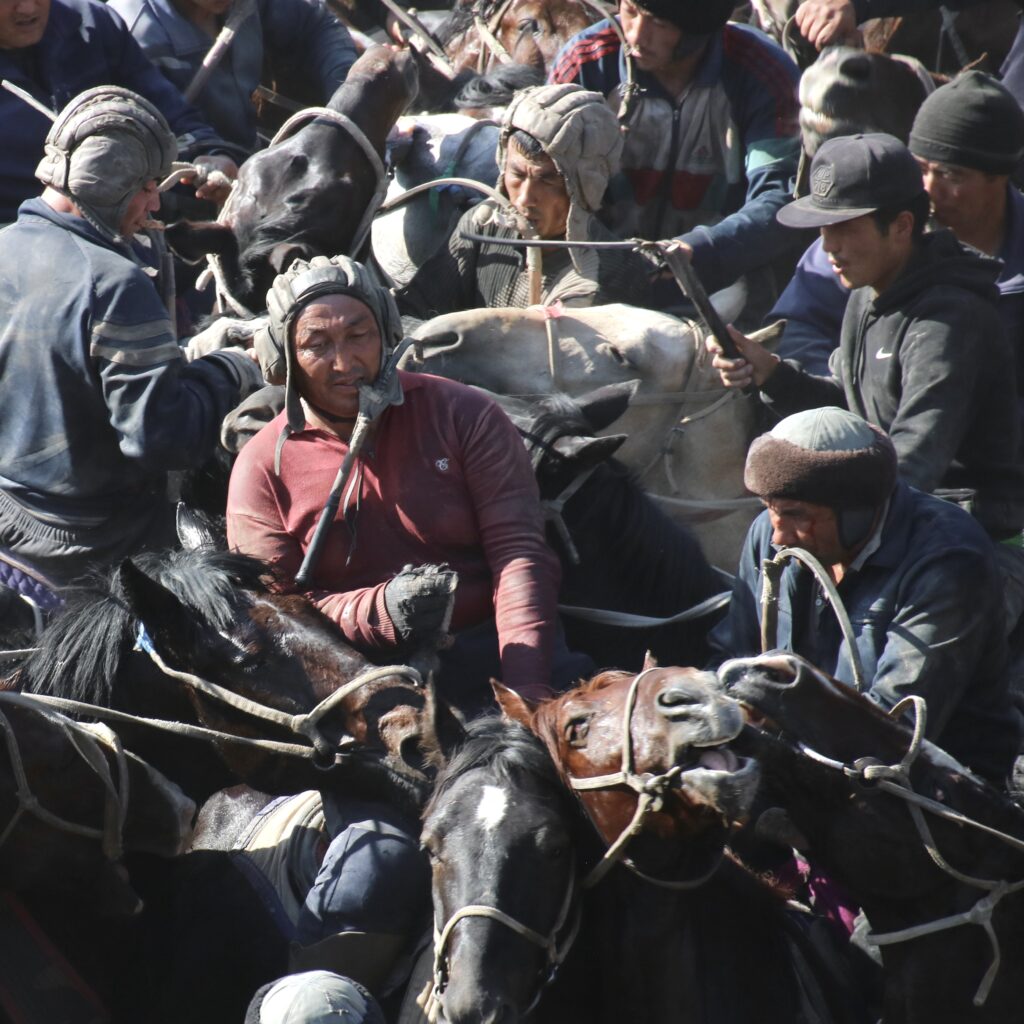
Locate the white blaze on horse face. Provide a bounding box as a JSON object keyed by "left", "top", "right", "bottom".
{"left": 476, "top": 784, "right": 509, "bottom": 832}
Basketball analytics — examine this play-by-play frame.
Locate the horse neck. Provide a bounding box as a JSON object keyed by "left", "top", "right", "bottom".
{"left": 325, "top": 65, "right": 412, "bottom": 157}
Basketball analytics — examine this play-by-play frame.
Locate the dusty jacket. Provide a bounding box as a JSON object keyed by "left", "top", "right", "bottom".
{"left": 109, "top": 0, "right": 357, "bottom": 156}
{"left": 549, "top": 20, "right": 800, "bottom": 293}
{"left": 709, "top": 482, "right": 1021, "bottom": 781}
{"left": 225, "top": 372, "right": 561, "bottom": 696}
{"left": 0, "top": 0, "right": 231, "bottom": 223}
{"left": 0, "top": 199, "right": 256, "bottom": 552}
{"left": 396, "top": 200, "right": 653, "bottom": 319}
{"left": 762, "top": 229, "right": 1024, "bottom": 537}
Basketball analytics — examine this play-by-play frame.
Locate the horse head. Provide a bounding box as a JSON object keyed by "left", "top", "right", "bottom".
{"left": 421, "top": 715, "right": 582, "bottom": 1024}
{"left": 167, "top": 45, "right": 419, "bottom": 312}
{"left": 498, "top": 662, "right": 759, "bottom": 886}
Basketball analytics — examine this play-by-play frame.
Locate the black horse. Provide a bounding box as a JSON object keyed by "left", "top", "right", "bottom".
{"left": 721, "top": 652, "right": 1024, "bottom": 1024}
{"left": 502, "top": 384, "right": 728, "bottom": 671}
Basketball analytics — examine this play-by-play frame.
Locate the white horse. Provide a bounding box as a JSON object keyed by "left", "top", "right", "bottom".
{"left": 404, "top": 296, "right": 782, "bottom": 570}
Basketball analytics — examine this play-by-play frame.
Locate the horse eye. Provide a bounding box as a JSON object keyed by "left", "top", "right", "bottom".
{"left": 564, "top": 715, "right": 590, "bottom": 747}
{"left": 604, "top": 344, "right": 632, "bottom": 369}
{"left": 518, "top": 17, "right": 541, "bottom": 33}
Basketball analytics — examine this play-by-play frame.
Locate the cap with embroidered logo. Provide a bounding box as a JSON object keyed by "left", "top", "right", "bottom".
{"left": 777, "top": 132, "right": 926, "bottom": 229}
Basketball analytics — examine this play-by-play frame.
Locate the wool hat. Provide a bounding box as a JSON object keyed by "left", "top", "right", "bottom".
{"left": 909, "top": 70, "right": 1024, "bottom": 175}
{"left": 245, "top": 971, "right": 384, "bottom": 1024}
{"left": 744, "top": 408, "right": 898, "bottom": 508}
{"left": 629, "top": 0, "right": 734, "bottom": 35}
{"left": 777, "top": 133, "right": 925, "bottom": 229}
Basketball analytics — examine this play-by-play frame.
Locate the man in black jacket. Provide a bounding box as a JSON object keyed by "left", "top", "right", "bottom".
{"left": 710, "top": 132, "right": 1024, "bottom": 541}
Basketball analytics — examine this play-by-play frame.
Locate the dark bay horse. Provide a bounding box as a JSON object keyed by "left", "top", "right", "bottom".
{"left": 166, "top": 45, "right": 419, "bottom": 314}
{"left": 720, "top": 652, "right": 1024, "bottom": 1024}
{"left": 14, "top": 548, "right": 430, "bottom": 809}
{"left": 500, "top": 385, "right": 728, "bottom": 670}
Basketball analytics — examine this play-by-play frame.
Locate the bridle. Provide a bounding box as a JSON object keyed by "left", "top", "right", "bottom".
{"left": 566, "top": 667, "right": 725, "bottom": 890}
{"left": 776, "top": 669, "right": 1024, "bottom": 1008}
{"left": 432, "top": 848, "right": 581, "bottom": 1014}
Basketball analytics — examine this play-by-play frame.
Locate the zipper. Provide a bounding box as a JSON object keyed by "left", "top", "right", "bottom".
{"left": 651, "top": 98, "right": 684, "bottom": 238}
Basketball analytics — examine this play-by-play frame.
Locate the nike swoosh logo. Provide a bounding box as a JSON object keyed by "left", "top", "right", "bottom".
{"left": 876, "top": 348, "right": 894, "bottom": 360}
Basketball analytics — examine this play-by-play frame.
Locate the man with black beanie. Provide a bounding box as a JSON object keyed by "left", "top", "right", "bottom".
{"left": 549, "top": 0, "right": 801, "bottom": 315}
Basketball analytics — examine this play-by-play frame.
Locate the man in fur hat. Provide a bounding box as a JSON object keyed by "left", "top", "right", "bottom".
{"left": 396, "top": 82, "right": 652, "bottom": 319}
{"left": 709, "top": 407, "right": 1020, "bottom": 783}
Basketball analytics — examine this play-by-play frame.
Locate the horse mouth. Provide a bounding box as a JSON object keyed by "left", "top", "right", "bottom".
{"left": 674, "top": 743, "right": 760, "bottom": 825}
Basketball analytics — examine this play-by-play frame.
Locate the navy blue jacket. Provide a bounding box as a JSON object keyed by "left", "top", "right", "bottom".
{"left": 0, "top": 199, "right": 253, "bottom": 528}
{"left": 0, "top": 0, "right": 231, "bottom": 223}
{"left": 109, "top": 0, "right": 357, "bottom": 155}
{"left": 709, "top": 483, "right": 1021, "bottom": 781}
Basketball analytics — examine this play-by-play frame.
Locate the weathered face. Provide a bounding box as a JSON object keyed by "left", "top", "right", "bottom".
{"left": 915, "top": 156, "right": 1005, "bottom": 244}
{"left": 819, "top": 211, "right": 912, "bottom": 293}
{"left": 0, "top": 0, "right": 50, "bottom": 48}
{"left": 117, "top": 179, "right": 161, "bottom": 238}
{"left": 763, "top": 498, "right": 849, "bottom": 566}
{"left": 291, "top": 294, "right": 383, "bottom": 426}
{"left": 503, "top": 142, "right": 571, "bottom": 240}
{"left": 619, "top": 0, "right": 683, "bottom": 73}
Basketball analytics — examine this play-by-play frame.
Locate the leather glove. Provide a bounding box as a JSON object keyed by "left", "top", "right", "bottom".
{"left": 184, "top": 315, "right": 266, "bottom": 362}
{"left": 383, "top": 564, "right": 458, "bottom": 643}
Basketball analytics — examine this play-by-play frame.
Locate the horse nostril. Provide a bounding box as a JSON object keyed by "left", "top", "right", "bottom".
{"left": 657, "top": 685, "right": 705, "bottom": 710}
{"left": 839, "top": 53, "right": 871, "bottom": 81}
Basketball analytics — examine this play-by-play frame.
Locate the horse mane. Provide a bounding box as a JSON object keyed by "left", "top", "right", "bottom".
{"left": 454, "top": 63, "right": 545, "bottom": 109}
{"left": 435, "top": 4, "right": 477, "bottom": 48}
{"left": 18, "top": 549, "right": 274, "bottom": 706}
{"left": 425, "top": 716, "right": 573, "bottom": 820}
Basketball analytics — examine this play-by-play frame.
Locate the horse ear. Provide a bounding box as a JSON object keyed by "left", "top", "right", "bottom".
{"left": 574, "top": 380, "right": 640, "bottom": 433}
{"left": 164, "top": 220, "right": 239, "bottom": 263}
{"left": 551, "top": 433, "right": 627, "bottom": 469}
{"left": 420, "top": 673, "right": 466, "bottom": 771}
{"left": 746, "top": 319, "right": 786, "bottom": 354}
{"left": 491, "top": 679, "right": 535, "bottom": 727}
{"left": 175, "top": 502, "right": 220, "bottom": 552}
{"left": 115, "top": 559, "right": 217, "bottom": 667}
{"left": 642, "top": 650, "right": 659, "bottom": 671}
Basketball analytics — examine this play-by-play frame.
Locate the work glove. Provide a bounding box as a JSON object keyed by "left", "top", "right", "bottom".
{"left": 383, "top": 564, "right": 458, "bottom": 643}
{"left": 184, "top": 315, "right": 266, "bottom": 361}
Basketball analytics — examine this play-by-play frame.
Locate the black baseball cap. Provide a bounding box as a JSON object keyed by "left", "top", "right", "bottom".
{"left": 777, "top": 132, "right": 926, "bottom": 229}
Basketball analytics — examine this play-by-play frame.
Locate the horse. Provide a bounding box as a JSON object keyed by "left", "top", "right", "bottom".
{"left": 492, "top": 664, "right": 871, "bottom": 1024}
{"left": 405, "top": 297, "right": 779, "bottom": 569}
{"left": 165, "top": 44, "right": 419, "bottom": 315}
{"left": 14, "top": 547, "right": 430, "bottom": 809}
{"left": 719, "top": 651, "right": 1024, "bottom": 1024}
{"left": 437, "top": 0, "right": 598, "bottom": 77}
{"left": 497, "top": 383, "right": 728, "bottom": 670}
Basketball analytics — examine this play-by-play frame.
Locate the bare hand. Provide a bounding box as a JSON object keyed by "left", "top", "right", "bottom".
{"left": 794, "top": 0, "right": 858, "bottom": 48}
{"left": 706, "top": 325, "right": 780, "bottom": 389}
{"left": 191, "top": 155, "right": 238, "bottom": 204}
{"left": 650, "top": 240, "right": 694, "bottom": 283}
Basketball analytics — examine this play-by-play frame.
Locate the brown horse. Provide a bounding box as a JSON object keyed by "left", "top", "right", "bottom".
{"left": 720, "top": 652, "right": 1024, "bottom": 1024}
{"left": 438, "top": 0, "right": 598, "bottom": 75}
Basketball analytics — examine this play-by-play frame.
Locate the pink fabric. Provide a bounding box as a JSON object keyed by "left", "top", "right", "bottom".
{"left": 226, "top": 372, "right": 560, "bottom": 693}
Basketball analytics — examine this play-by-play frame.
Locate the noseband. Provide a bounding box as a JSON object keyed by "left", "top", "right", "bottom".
{"left": 567, "top": 667, "right": 723, "bottom": 890}
{"left": 432, "top": 861, "right": 580, "bottom": 1014}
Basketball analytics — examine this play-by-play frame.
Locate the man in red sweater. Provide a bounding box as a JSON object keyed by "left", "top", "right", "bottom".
{"left": 227, "top": 255, "right": 569, "bottom": 708}
{"left": 227, "top": 256, "right": 583, "bottom": 994}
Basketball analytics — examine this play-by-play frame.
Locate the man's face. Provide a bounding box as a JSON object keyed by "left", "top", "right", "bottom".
{"left": 819, "top": 212, "right": 910, "bottom": 293}
{"left": 292, "top": 294, "right": 383, "bottom": 424}
{"left": 503, "top": 142, "right": 570, "bottom": 240}
{"left": 619, "top": 0, "right": 682, "bottom": 72}
{"left": 764, "top": 499, "right": 849, "bottom": 567}
{"left": 0, "top": 0, "right": 50, "bottom": 49}
{"left": 915, "top": 156, "right": 1005, "bottom": 241}
{"left": 118, "top": 180, "right": 161, "bottom": 237}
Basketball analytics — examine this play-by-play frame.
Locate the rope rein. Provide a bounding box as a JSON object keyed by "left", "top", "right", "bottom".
{"left": 793, "top": 694, "right": 1024, "bottom": 1007}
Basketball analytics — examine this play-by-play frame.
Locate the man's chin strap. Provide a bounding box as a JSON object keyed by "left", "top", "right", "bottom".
{"left": 293, "top": 339, "right": 412, "bottom": 587}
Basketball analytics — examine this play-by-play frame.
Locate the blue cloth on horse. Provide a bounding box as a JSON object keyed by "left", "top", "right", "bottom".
{"left": 0, "top": 549, "right": 61, "bottom": 612}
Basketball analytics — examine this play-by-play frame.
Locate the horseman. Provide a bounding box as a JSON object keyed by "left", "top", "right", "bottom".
{"left": 0, "top": 0, "right": 239, "bottom": 225}
{"left": 227, "top": 253, "right": 587, "bottom": 712}
{"left": 709, "top": 407, "right": 1021, "bottom": 784}
{"left": 226, "top": 254, "right": 588, "bottom": 999}
{"left": 710, "top": 132, "right": 1024, "bottom": 545}
{"left": 396, "top": 82, "right": 653, "bottom": 319}
{"left": 108, "top": 0, "right": 359, "bottom": 158}
{"left": 0, "top": 86, "right": 264, "bottom": 592}
{"left": 549, "top": 0, "right": 802, "bottom": 319}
